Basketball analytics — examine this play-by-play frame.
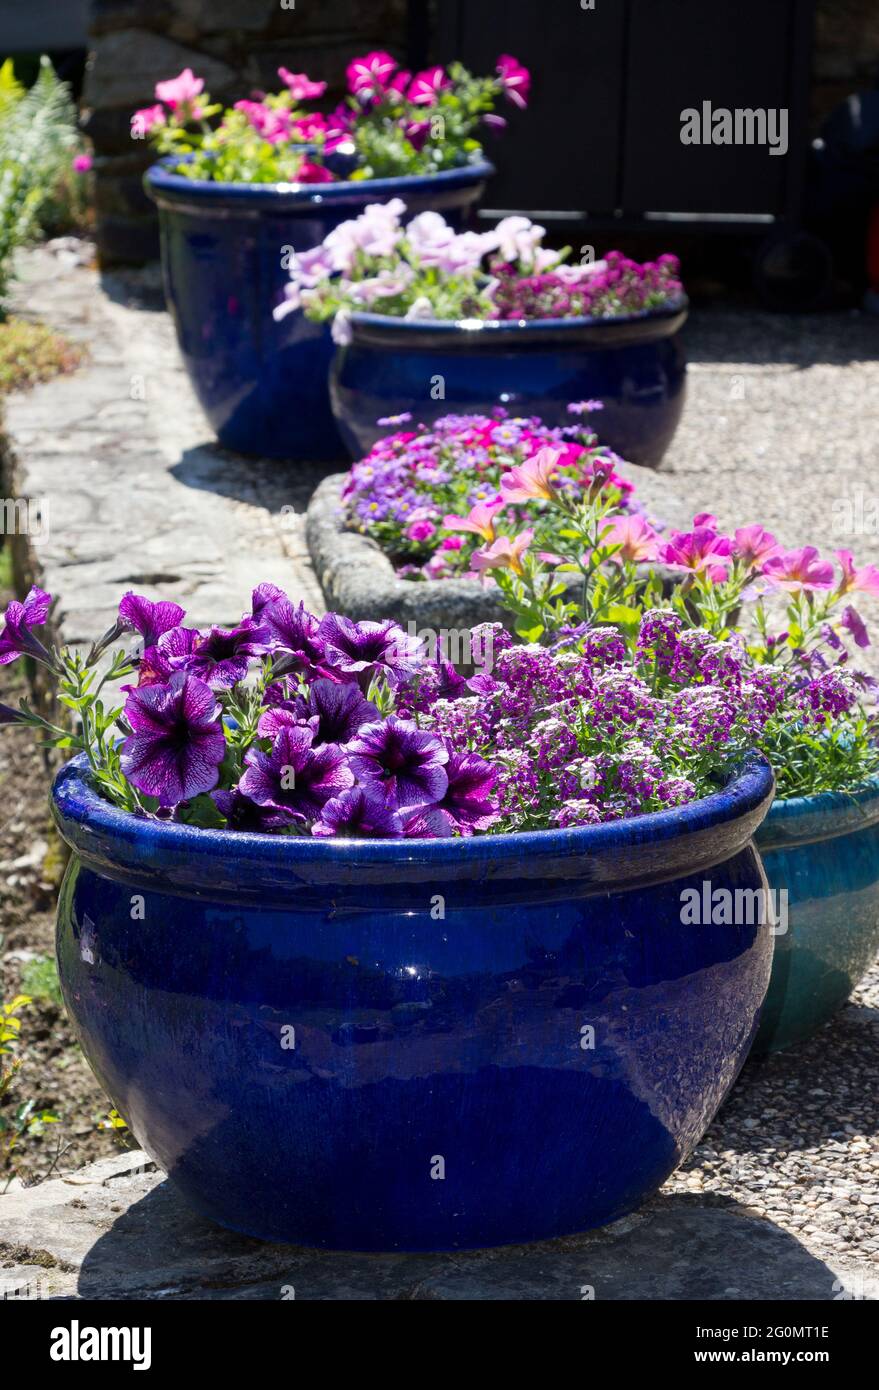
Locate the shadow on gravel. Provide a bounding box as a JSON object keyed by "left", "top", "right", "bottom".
{"left": 683, "top": 307, "right": 879, "bottom": 369}
{"left": 75, "top": 1181, "right": 847, "bottom": 1301}
{"left": 169, "top": 444, "right": 340, "bottom": 516}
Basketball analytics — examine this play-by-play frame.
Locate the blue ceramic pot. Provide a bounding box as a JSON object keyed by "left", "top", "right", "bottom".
{"left": 753, "top": 778, "right": 879, "bottom": 1053}
{"left": 144, "top": 159, "right": 494, "bottom": 461}
{"left": 329, "top": 302, "right": 689, "bottom": 468}
{"left": 52, "top": 753, "right": 773, "bottom": 1252}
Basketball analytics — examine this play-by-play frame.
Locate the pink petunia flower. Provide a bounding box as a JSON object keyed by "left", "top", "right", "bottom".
{"left": 835, "top": 549, "right": 879, "bottom": 598}
{"left": 734, "top": 524, "right": 781, "bottom": 569}
{"left": 155, "top": 68, "right": 204, "bottom": 112}
{"left": 131, "top": 104, "right": 166, "bottom": 138}
{"left": 346, "top": 51, "right": 398, "bottom": 101}
{"left": 500, "top": 447, "right": 565, "bottom": 502}
{"left": 471, "top": 530, "right": 534, "bottom": 578}
{"left": 278, "top": 68, "right": 327, "bottom": 100}
{"left": 72, "top": 153, "right": 93, "bottom": 173}
{"left": 761, "top": 547, "right": 836, "bottom": 593}
{"left": 599, "top": 514, "right": 661, "bottom": 564}
{"left": 443, "top": 499, "right": 504, "bottom": 543}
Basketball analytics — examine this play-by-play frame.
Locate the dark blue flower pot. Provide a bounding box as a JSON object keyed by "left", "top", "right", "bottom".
{"left": 329, "top": 303, "right": 689, "bottom": 469}
{"left": 143, "top": 160, "right": 495, "bottom": 462}
{"left": 52, "top": 752, "right": 773, "bottom": 1252}
{"left": 753, "top": 778, "right": 879, "bottom": 1053}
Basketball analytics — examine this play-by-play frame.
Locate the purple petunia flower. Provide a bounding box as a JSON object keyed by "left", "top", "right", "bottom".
{"left": 212, "top": 787, "right": 298, "bottom": 833}
{"left": 250, "top": 582, "right": 288, "bottom": 619}
{"left": 0, "top": 586, "right": 52, "bottom": 666}
{"left": 120, "top": 672, "right": 226, "bottom": 806}
{"left": 239, "top": 725, "right": 354, "bottom": 824}
{"left": 262, "top": 600, "right": 328, "bottom": 676}
{"left": 136, "top": 626, "right": 201, "bottom": 686}
{"left": 296, "top": 677, "right": 378, "bottom": 745}
{"left": 347, "top": 715, "right": 448, "bottom": 809}
{"left": 318, "top": 614, "right": 425, "bottom": 687}
{"left": 436, "top": 750, "right": 499, "bottom": 830}
{"left": 312, "top": 785, "right": 404, "bottom": 839}
{"left": 186, "top": 619, "right": 271, "bottom": 689}
{"left": 118, "top": 592, "right": 186, "bottom": 648}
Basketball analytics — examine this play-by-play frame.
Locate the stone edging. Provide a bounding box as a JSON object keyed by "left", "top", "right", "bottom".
{"left": 306, "top": 473, "right": 512, "bottom": 632}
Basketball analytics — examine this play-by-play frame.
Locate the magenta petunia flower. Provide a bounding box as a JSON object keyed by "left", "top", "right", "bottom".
{"left": 118, "top": 592, "right": 186, "bottom": 648}
{"left": 240, "top": 726, "right": 354, "bottom": 824}
{"left": 72, "top": 153, "right": 92, "bottom": 173}
{"left": 346, "top": 51, "right": 398, "bottom": 101}
{"left": 436, "top": 751, "right": 499, "bottom": 830}
{"left": 761, "top": 547, "right": 835, "bottom": 594}
{"left": 186, "top": 619, "right": 270, "bottom": 689}
{"left": 660, "top": 525, "right": 734, "bottom": 583}
{"left": 120, "top": 672, "right": 226, "bottom": 806}
{"left": 347, "top": 716, "right": 448, "bottom": 809}
{"left": 408, "top": 66, "right": 450, "bottom": 106}
{"left": 0, "top": 586, "right": 52, "bottom": 666}
{"left": 318, "top": 614, "right": 424, "bottom": 686}
{"left": 312, "top": 785, "right": 404, "bottom": 839}
{"left": 131, "top": 104, "right": 165, "bottom": 138}
{"left": 496, "top": 55, "right": 531, "bottom": 110}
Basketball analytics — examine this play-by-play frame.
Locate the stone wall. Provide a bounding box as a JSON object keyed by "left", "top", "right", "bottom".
{"left": 82, "top": 0, "right": 409, "bottom": 264}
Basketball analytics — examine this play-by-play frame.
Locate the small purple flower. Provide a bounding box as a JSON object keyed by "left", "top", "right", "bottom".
{"left": 312, "top": 785, "right": 404, "bottom": 839}
{"left": 187, "top": 619, "right": 270, "bottom": 689}
{"left": 347, "top": 716, "right": 449, "bottom": 809}
{"left": 841, "top": 605, "right": 870, "bottom": 650}
{"left": 239, "top": 726, "right": 354, "bottom": 824}
{"left": 318, "top": 613, "right": 424, "bottom": 687}
{"left": 118, "top": 592, "right": 185, "bottom": 648}
{"left": 0, "top": 586, "right": 52, "bottom": 666}
{"left": 120, "top": 672, "right": 226, "bottom": 806}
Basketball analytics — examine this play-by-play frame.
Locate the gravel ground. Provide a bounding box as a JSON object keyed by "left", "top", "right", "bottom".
{"left": 666, "top": 959, "right": 879, "bottom": 1272}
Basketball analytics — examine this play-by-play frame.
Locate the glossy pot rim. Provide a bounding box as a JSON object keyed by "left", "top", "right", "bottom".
{"left": 50, "top": 751, "right": 773, "bottom": 895}
{"left": 342, "top": 299, "right": 690, "bottom": 350}
{"left": 144, "top": 156, "right": 496, "bottom": 213}
{"left": 757, "top": 773, "right": 879, "bottom": 850}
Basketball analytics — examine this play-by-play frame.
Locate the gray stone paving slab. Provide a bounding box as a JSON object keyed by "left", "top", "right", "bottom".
{"left": 1, "top": 1150, "right": 875, "bottom": 1302}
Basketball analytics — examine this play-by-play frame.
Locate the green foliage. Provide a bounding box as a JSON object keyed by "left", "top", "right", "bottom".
{"left": 0, "top": 56, "right": 85, "bottom": 313}
{"left": 20, "top": 955, "right": 63, "bottom": 1008}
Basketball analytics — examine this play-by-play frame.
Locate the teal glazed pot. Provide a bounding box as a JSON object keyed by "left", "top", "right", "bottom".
{"left": 754, "top": 777, "right": 879, "bottom": 1052}
{"left": 52, "top": 753, "right": 774, "bottom": 1252}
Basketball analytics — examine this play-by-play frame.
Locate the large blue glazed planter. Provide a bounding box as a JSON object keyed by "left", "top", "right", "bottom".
{"left": 53, "top": 753, "right": 773, "bottom": 1252}
{"left": 143, "top": 159, "right": 494, "bottom": 461}
{"left": 753, "top": 778, "right": 879, "bottom": 1053}
{"left": 329, "top": 302, "right": 689, "bottom": 469}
